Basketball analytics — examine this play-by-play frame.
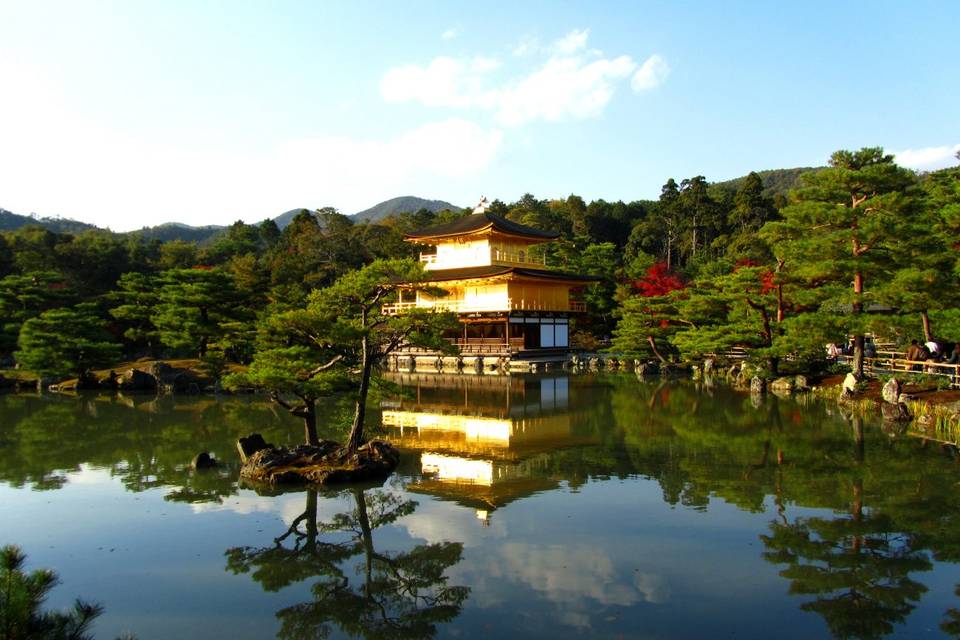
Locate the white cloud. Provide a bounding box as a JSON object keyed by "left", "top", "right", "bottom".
{"left": 441, "top": 27, "right": 459, "bottom": 40}
{"left": 381, "top": 30, "right": 662, "bottom": 127}
{"left": 510, "top": 36, "right": 540, "bottom": 57}
{"left": 631, "top": 54, "right": 671, "bottom": 91}
{"left": 496, "top": 54, "right": 635, "bottom": 126}
{"left": 381, "top": 56, "right": 500, "bottom": 109}
{"left": 0, "top": 58, "right": 500, "bottom": 230}
{"left": 551, "top": 28, "right": 589, "bottom": 55}
{"left": 892, "top": 144, "right": 960, "bottom": 171}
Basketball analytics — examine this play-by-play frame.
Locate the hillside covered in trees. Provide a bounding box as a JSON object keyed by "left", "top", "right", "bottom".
{"left": 0, "top": 151, "right": 957, "bottom": 383}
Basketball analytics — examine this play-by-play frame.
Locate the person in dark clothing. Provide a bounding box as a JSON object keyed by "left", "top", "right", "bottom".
{"left": 905, "top": 339, "right": 924, "bottom": 371}
{"left": 946, "top": 343, "right": 960, "bottom": 365}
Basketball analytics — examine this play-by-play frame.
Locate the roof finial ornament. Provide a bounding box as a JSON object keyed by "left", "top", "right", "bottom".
{"left": 472, "top": 196, "right": 490, "bottom": 215}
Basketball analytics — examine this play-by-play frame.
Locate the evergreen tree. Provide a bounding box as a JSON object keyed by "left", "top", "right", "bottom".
{"left": 227, "top": 259, "right": 457, "bottom": 449}
{"left": 730, "top": 171, "right": 777, "bottom": 232}
{"left": 109, "top": 272, "right": 160, "bottom": 355}
{"left": 760, "top": 148, "right": 917, "bottom": 378}
{"left": 15, "top": 303, "right": 120, "bottom": 381}
{"left": 672, "top": 261, "right": 787, "bottom": 372}
{"left": 0, "top": 272, "right": 73, "bottom": 357}
{"left": 152, "top": 268, "right": 243, "bottom": 358}
{"left": 0, "top": 545, "right": 110, "bottom": 640}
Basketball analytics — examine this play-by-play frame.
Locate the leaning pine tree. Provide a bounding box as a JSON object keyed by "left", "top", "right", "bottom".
{"left": 227, "top": 259, "right": 457, "bottom": 451}
{"left": 760, "top": 147, "right": 918, "bottom": 380}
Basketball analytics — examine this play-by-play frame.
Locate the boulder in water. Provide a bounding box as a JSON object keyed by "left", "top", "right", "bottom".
{"left": 237, "top": 433, "right": 273, "bottom": 463}
{"left": 881, "top": 402, "right": 911, "bottom": 423}
{"left": 882, "top": 378, "right": 902, "bottom": 404}
{"left": 192, "top": 452, "right": 219, "bottom": 470}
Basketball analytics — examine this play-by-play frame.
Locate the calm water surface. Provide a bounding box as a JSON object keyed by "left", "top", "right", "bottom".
{"left": 1, "top": 373, "right": 959, "bottom": 639}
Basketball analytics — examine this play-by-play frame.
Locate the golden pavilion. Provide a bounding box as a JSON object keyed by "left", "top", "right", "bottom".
{"left": 384, "top": 197, "right": 597, "bottom": 359}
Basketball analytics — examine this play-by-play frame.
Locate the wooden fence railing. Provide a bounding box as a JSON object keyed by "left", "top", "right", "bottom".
{"left": 836, "top": 354, "right": 960, "bottom": 389}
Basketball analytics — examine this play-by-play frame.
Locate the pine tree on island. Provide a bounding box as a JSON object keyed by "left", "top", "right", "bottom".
{"left": 226, "top": 259, "right": 457, "bottom": 482}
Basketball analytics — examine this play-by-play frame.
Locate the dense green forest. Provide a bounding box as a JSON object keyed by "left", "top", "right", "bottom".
{"left": 1, "top": 147, "right": 957, "bottom": 383}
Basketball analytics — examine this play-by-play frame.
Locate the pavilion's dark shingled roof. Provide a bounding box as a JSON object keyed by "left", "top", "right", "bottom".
{"left": 418, "top": 265, "right": 600, "bottom": 283}
{"left": 405, "top": 212, "right": 560, "bottom": 240}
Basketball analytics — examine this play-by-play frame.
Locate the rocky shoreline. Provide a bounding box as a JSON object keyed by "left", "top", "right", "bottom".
{"left": 235, "top": 433, "right": 400, "bottom": 486}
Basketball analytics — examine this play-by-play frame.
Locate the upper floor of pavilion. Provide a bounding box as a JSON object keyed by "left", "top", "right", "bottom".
{"left": 404, "top": 196, "right": 560, "bottom": 271}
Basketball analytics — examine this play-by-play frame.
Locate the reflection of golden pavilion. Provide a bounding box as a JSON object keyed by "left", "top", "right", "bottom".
{"left": 381, "top": 372, "right": 594, "bottom": 517}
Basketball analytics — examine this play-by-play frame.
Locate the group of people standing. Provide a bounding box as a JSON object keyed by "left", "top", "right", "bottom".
{"left": 905, "top": 339, "right": 960, "bottom": 369}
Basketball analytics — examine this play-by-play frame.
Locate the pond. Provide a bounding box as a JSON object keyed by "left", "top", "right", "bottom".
{"left": 1, "top": 373, "right": 959, "bottom": 639}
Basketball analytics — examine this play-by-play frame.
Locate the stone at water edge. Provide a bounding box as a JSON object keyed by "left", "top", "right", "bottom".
{"left": 119, "top": 368, "right": 157, "bottom": 391}
{"left": 750, "top": 376, "right": 766, "bottom": 395}
{"left": 703, "top": 358, "right": 714, "bottom": 374}
{"left": 237, "top": 433, "right": 273, "bottom": 464}
{"left": 881, "top": 402, "right": 911, "bottom": 423}
{"left": 636, "top": 362, "right": 660, "bottom": 376}
{"left": 842, "top": 373, "right": 859, "bottom": 394}
{"left": 192, "top": 452, "right": 219, "bottom": 470}
{"left": 770, "top": 377, "right": 795, "bottom": 392}
{"left": 882, "top": 378, "right": 902, "bottom": 405}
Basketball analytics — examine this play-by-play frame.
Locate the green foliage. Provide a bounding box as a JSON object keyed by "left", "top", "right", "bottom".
{"left": 227, "top": 259, "right": 458, "bottom": 446}
{"left": 15, "top": 304, "right": 120, "bottom": 380}
{"left": 109, "top": 272, "right": 159, "bottom": 353}
{"left": 152, "top": 268, "right": 246, "bottom": 358}
{"left": 0, "top": 544, "right": 111, "bottom": 640}
{"left": 0, "top": 272, "right": 73, "bottom": 357}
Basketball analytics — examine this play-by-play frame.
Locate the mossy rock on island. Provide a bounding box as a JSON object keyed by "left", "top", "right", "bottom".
{"left": 237, "top": 435, "right": 400, "bottom": 486}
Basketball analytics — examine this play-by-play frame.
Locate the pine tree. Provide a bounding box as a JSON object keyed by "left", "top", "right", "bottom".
{"left": 730, "top": 171, "right": 777, "bottom": 232}
{"left": 226, "top": 259, "right": 457, "bottom": 449}
{"left": 760, "top": 148, "right": 917, "bottom": 379}
{"left": 0, "top": 272, "right": 72, "bottom": 357}
{"left": 0, "top": 545, "right": 135, "bottom": 640}
{"left": 152, "top": 268, "right": 244, "bottom": 358}
{"left": 672, "top": 261, "right": 787, "bottom": 372}
{"left": 15, "top": 304, "right": 120, "bottom": 381}
{"left": 109, "top": 272, "right": 159, "bottom": 355}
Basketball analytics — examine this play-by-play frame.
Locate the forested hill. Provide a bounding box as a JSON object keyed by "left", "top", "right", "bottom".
{"left": 714, "top": 167, "right": 818, "bottom": 198}
{"left": 0, "top": 208, "right": 98, "bottom": 234}
{"left": 352, "top": 196, "right": 461, "bottom": 223}
{"left": 127, "top": 223, "right": 227, "bottom": 244}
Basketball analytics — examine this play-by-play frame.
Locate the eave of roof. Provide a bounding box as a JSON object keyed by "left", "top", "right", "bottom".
{"left": 417, "top": 265, "right": 601, "bottom": 283}
{"left": 405, "top": 212, "right": 560, "bottom": 241}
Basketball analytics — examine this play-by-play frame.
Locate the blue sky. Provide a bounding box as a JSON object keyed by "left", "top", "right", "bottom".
{"left": 0, "top": 0, "right": 957, "bottom": 230}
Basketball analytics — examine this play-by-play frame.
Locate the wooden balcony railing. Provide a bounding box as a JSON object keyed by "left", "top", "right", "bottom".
{"left": 382, "top": 298, "right": 588, "bottom": 315}
{"left": 399, "top": 337, "right": 525, "bottom": 355}
{"left": 491, "top": 249, "right": 547, "bottom": 267}
{"left": 419, "top": 249, "right": 547, "bottom": 269}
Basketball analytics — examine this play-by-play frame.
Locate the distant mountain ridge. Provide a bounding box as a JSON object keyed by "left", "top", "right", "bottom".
{"left": 351, "top": 196, "right": 461, "bottom": 224}
{"left": 2, "top": 176, "right": 822, "bottom": 240}
{"left": 0, "top": 208, "right": 99, "bottom": 234}
{"left": 0, "top": 195, "right": 462, "bottom": 240}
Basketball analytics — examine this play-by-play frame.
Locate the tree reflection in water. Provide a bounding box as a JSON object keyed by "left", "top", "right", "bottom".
{"left": 226, "top": 487, "right": 469, "bottom": 639}
{"left": 761, "top": 417, "right": 932, "bottom": 640}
